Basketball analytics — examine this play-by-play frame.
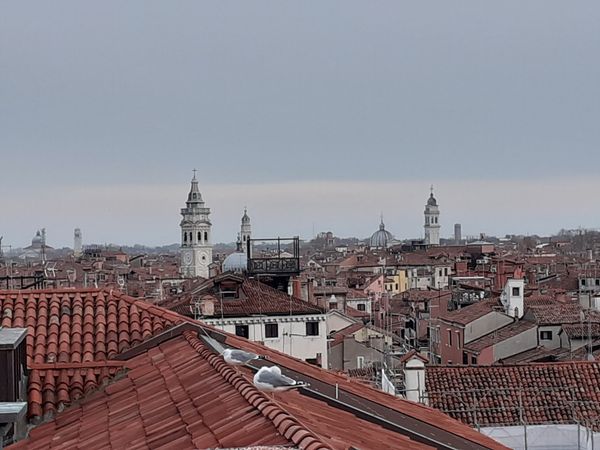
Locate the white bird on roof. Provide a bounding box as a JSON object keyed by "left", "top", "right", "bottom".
{"left": 253, "top": 366, "right": 308, "bottom": 392}
{"left": 222, "top": 348, "right": 265, "bottom": 365}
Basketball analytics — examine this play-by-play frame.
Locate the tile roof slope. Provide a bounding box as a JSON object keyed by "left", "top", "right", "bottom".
{"left": 426, "top": 362, "right": 600, "bottom": 429}
{"left": 329, "top": 322, "right": 365, "bottom": 348}
{"left": 439, "top": 299, "right": 499, "bottom": 325}
{"left": 464, "top": 320, "right": 537, "bottom": 353}
{"left": 12, "top": 330, "right": 434, "bottom": 450}
{"left": 527, "top": 303, "right": 593, "bottom": 325}
{"left": 217, "top": 329, "right": 506, "bottom": 449}
{"left": 6, "top": 288, "right": 505, "bottom": 449}
{"left": 0, "top": 289, "right": 177, "bottom": 366}
{"left": 497, "top": 346, "right": 559, "bottom": 364}
{"left": 11, "top": 332, "right": 294, "bottom": 450}
{"left": 238, "top": 279, "right": 324, "bottom": 316}
{"left": 168, "top": 278, "right": 324, "bottom": 318}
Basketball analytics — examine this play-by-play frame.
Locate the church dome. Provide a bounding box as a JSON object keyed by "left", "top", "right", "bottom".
{"left": 370, "top": 219, "right": 393, "bottom": 248}
{"left": 222, "top": 251, "right": 248, "bottom": 273}
{"left": 31, "top": 231, "right": 43, "bottom": 246}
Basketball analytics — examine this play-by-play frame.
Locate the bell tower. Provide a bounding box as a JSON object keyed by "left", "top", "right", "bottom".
{"left": 240, "top": 207, "right": 251, "bottom": 254}
{"left": 424, "top": 185, "right": 441, "bottom": 246}
{"left": 180, "top": 171, "right": 212, "bottom": 278}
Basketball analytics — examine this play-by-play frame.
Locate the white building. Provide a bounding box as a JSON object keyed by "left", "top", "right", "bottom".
{"left": 190, "top": 274, "right": 328, "bottom": 367}
{"left": 424, "top": 187, "right": 440, "bottom": 246}
{"left": 179, "top": 172, "right": 213, "bottom": 279}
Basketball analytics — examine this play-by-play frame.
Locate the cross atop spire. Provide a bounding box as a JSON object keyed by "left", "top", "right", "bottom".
{"left": 430, "top": 184, "right": 434, "bottom": 195}
{"left": 192, "top": 168, "right": 197, "bottom": 181}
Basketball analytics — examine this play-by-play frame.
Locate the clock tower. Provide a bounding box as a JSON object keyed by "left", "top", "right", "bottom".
{"left": 180, "top": 171, "right": 212, "bottom": 278}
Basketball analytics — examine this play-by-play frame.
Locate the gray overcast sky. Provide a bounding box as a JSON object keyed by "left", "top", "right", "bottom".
{"left": 1, "top": 1, "right": 600, "bottom": 247}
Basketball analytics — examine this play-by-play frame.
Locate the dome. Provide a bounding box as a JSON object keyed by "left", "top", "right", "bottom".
{"left": 370, "top": 219, "right": 393, "bottom": 248}
{"left": 427, "top": 193, "right": 437, "bottom": 207}
{"left": 222, "top": 251, "right": 248, "bottom": 273}
{"left": 31, "top": 231, "right": 43, "bottom": 246}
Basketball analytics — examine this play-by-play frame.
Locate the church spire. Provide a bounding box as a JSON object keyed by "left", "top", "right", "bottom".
{"left": 186, "top": 170, "right": 204, "bottom": 206}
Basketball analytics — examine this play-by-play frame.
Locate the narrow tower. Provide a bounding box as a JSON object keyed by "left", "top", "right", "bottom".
{"left": 424, "top": 186, "right": 441, "bottom": 246}
{"left": 240, "top": 207, "right": 251, "bottom": 253}
{"left": 180, "top": 171, "right": 212, "bottom": 278}
{"left": 74, "top": 228, "right": 83, "bottom": 257}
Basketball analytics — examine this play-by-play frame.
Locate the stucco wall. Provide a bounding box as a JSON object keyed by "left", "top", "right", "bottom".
{"left": 204, "top": 315, "right": 328, "bottom": 368}
{"left": 465, "top": 312, "right": 513, "bottom": 344}
{"left": 493, "top": 326, "right": 538, "bottom": 361}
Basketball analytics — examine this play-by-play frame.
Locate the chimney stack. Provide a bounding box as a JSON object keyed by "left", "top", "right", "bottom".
{"left": 200, "top": 297, "right": 215, "bottom": 317}
{"left": 0, "top": 328, "right": 28, "bottom": 444}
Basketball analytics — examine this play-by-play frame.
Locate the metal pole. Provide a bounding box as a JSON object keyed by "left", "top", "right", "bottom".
{"left": 519, "top": 388, "right": 528, "bottom": 450}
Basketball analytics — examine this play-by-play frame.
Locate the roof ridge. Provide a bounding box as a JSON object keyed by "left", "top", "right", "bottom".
{"left": 30, "top": 361, "right": 126, "bottom": 370}
{"left": 0, "top": 287, "right": 102, "bottom": 295}
{"left": 429, "top": 360, "right": 600, "bottom": 370}
{"left": 182, "top": 331, "right": 331, "bottom": 450}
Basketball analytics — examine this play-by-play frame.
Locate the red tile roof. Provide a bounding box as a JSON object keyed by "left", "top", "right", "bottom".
{"left": 0, "top": 289, "right": 177, "bottom": 366}
{"left": 329, "top": 322, "right": 365, "bottom": 348}
{"left": 4, "top": 287, "right": 505, "bottom": 449}
{"left": 439, "top": 299, "right": 499, "bottom": 326}
{"left": 169, "top": 278, "right": 324, "bottom": 318}
{"left": 527, "top": 303, "right": 595, "bottom": 325}
{"left": 426, "top": 362, "right": 600, "bottom": 429}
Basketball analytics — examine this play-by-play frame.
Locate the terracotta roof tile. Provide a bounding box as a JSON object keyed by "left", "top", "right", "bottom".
{"left": 4, "top": 287, "right": 504, "bottom": 449}
{"left": 426, "top": 362, "right": 600, "bottom": 429}
{"left": 0, "top": 289, "right": 175, "bottom": 365}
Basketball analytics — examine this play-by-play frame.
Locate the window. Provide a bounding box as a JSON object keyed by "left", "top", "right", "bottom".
{"left": 235, "top": 325, "right": 249, "bottom": 339}
{"left": 448, "top": 330, "right": 452, "bottom": 347}
{"left": 540, "top": 330, "right": 553, "bottom": 340}
{"left": 198, "top": 232, "right": 201, "bottom": 242}
{"left": 357, "top": 356, "right": 365, "bottom": 369}
{"left": 512, "top": 287, "right": 520, "bottom": 296}
{"left": 265, "top": 323, "right": 278, "bottom": 338}
{"left": 444, "top": 268, "right": 448, "bottom": 276}
{"left": 357, "top": 304, "right": 366, "bottom": 311}
{"left": 582, "top": 279, "right": 587, "bottom": 286}
{"left": 204, "top": 231, "right": 208, "bottom": 241}
{"left": 596, "top": 279, "right": 600, "bottom": 286}
{"left": 306, "top": 321, "right": 319, "bottom": 336}
{"left": 463, "top": 352, "right": 468, "bottom": 364}
{"left": 471, "top": 356, "right": 477, "bottom": 364}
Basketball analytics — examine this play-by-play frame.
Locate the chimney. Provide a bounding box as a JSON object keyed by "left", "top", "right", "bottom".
{"left": 0, "top": 328, "right": 28, "bottom": 444}
{"left": 291, "top": 278, "right": 302, "bottom": 299}
{"left": 200, "top": 297, "right": 215, "bottom": 317}
{"left": 501, "top": 279, "right": 525, "bottom": 319}
{"left": 588, "top": 249, "right": 594, "bottom": 262}
{"left": 526, "top": 269, "right": 537, "bottom": 287}
{"left": 402, "top": 353, "right": 428, "bottom": 404}
{"left": 307, "top": 277, "right": 315, "bottom": 305}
